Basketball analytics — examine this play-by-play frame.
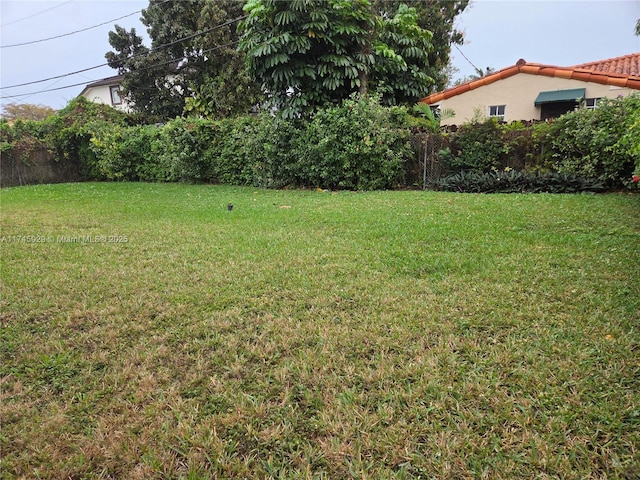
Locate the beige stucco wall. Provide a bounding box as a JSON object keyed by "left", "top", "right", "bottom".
{"left": 81, "top": 85, "right": 130, "bottom": 113}
{"left": 434, "top": 73, "right": 638, "bottom": 126}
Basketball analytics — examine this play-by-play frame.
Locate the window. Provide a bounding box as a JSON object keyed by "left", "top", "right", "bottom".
{"left": 585, "top": 98, "right": 601, "bottom": 110}
{"left": 110, "top": 85, "right": 122, "bottom": 106}
{"left": 489, "top": 105, "right": 505, "bottom": 120}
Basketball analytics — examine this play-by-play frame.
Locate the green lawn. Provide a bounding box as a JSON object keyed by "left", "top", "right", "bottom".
{"left": 1, "top": 183, "right": 639, "bottom": 479}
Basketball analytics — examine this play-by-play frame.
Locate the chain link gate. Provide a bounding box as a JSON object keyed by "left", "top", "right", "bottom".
{"left": 409, "top": 133, "right": 445, "bottom": 189}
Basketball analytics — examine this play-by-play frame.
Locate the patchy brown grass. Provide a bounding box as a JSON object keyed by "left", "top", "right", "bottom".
{"left": 1, "top": 183, "right": 639, "bottom": 479}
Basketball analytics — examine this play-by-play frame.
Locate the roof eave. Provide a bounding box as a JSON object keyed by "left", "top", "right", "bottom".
{"left": 420, "top": 60, "right": 640, "bottom": 104}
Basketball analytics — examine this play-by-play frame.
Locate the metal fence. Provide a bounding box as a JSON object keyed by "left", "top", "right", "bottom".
{"left": 409, "top": 132, "right": 448, "bottom": 189}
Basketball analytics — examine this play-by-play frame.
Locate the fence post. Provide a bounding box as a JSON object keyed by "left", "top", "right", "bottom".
{"left": 423, "top": 135, "right": 428, "bottom": 190}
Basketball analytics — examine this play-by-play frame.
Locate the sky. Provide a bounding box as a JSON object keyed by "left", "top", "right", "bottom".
{"left": 1, "top": 0, "right": 639, "bottom": 111}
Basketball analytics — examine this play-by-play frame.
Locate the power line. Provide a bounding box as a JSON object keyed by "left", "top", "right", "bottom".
{"left": 0, "top": 79, "right": 98, "bottom": 101}
{"left": 0, "top": 15, "right": 247, "bottom": 91}
{"left": 1, "top": 0, "right": 173, "bottom": 48}
{"left": 0, "top": 76, "right": 72, "bottom": 105}
{"left": 453, "top": 44, "right": 480, "bottom": 74}
{"left": 0, "top": 39, "right": 242, "bottom": 101}
{"left": 0, "top": 1, "right": 73, "bottom": 28}
{"left": 2, "top": 64, "right": 116, "bottom": 91}
{"left": 1, "top": 10, "right": 142, "bottom": 49}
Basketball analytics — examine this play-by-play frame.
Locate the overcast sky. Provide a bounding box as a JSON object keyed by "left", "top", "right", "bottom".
{"left": 1, "top": 0, "right": 639, "bottom": 111}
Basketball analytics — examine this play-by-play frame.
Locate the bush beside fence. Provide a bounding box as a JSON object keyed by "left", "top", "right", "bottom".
{"left": 2, "top": 94, "right": 638, "bottom": 191}
{"left": 86, "top": 95, "right": 412, "bottom": 190}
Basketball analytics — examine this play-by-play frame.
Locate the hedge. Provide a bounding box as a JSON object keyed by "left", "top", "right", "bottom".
{"left": 2, "top": 94, "right": 639, "bottom": 191}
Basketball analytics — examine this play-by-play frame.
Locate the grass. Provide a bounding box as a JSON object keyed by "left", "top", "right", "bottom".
{"left": 1, "top": 182, "right": 639, "bottom": 479}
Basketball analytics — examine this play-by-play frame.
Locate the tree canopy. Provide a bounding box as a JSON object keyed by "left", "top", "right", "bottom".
{"left": 239, "top": 0, "right": 464, "bottom": 117}
{"left": 371, "top": 3, "right": 434, "bottom": 105}
{"left": 1, "top": 103, "right": 56, "bottom": 122}
{"left": 238, "top": 0, "right": 376, "bottom": 117}
{"left": 373, "top": 0, "right": 468, "bottom": 90}
{"left": 106, "top": 0, "right": 468, "bottom": 120}
{"left": 106, "top": 0, "right": 261, "bottom": 121}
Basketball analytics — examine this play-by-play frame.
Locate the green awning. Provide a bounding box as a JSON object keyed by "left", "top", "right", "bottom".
{"left": 534, "top": 88, "right": 585, "bottom": 106}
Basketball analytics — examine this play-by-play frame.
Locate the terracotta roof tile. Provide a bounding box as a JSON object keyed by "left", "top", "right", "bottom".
{"left": 420, "top": 53, "right": 640, "bottom": 104}
{"left": 573, "top": 53, "right": 640, "bottom": 76}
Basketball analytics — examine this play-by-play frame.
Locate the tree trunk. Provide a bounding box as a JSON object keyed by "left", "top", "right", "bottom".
{"left": 359, "top": 70, "right": 368, "bottom": 95}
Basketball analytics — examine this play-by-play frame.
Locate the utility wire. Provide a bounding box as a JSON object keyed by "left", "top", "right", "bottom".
{"left": 1, "top": 0, "right": 173, "bottom": 48}
{"left": 453, "top": 44, "right": 480, "bottom": 74}
{"left": 0, "top": 80, "right": 100, "bottom": 101}
{"left": 0, "top": 40, "right": 242, "bottom": 101}
{"left": 0, "top": 15, "right": 247, "bottom": 90}
{"left": 0, "top": 1, "right": 72, "bottom": 28}
{"left": 2, "top": 64, "right": 121, "bottom": 91}
{"left": 1, "top": 10, "right": 142, "bottom": 48}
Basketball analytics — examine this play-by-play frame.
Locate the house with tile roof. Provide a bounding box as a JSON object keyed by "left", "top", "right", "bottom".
{"left": 419, "top": 53, "right": 640, "bottom": 126}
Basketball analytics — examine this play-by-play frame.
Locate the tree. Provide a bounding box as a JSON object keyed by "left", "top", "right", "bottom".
{"left": 183, "top": 0, "right": 263, "bottom": 118}
{"left": 372, "top": 3, "right": 434, "bottom": 105}
{"left": 636, "top": 18, "right": 640, "bottom": 36}
{"left": 105, "top": 25, "right": 183, "bottom": 120}
{"left": 374, "top": 0, "right": 469, "bottom": 91}
{"left": 239, "top": 0, "right": 448, "bottom": 117}
{"left": 1, "top": 103, "right": 56, "bottom": 121}
{"left": 106, "top": 0, "right": 261, "bottom": 121}
{"left": 239, "top": 0, "right": 376, "bottom": 117}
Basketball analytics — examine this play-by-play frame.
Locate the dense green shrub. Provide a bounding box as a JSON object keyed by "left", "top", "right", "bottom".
{"left": 296, "top": 95, "right": 411, "bottom": 190}
{"left": 5, "top": 93, "right": 638, "bottom": 192}
{"left": 500, "top": 121, "right": 534, "bottom": 171}
{"left": 546, "top": 95, "right": 639, "bottom": 187}
{"left": 2, "top": 98, "right": 130, "bottom": 180}
{"left": 442, "top": 119, "right": 538, "bottom": 174}
{"left": 446, "top": 118, "right": 506, "bottom": 173}
{"left": 132, "top": 125, "right": 169, "bottom": 182}
{"left": 241, "top": 114, "right": 303, "bottom": 188}
{"left": 90, "top": 123, "right": 164, "bottom": 181}
{"left": 212, "top": 114, "right": 300, "bottom": 188}
{"left": 0, "top": 119, "right": 51, "bottom": 163}
{"left": 527, "top": 120, "right": 556, "bottom": 172}
{"left": 45, "top": 97, "right": 130, "bottom": 179}
{"left": 155, "top": 118, "right": 217, "bottom": 183}
{"left": 613, "top": 97, "right": 640, "bottom": 185}
{"left": 89, "top": 122, "right": 134, "bottom": 181}
{"left": 437, "top": 95, "right": 639, "bottom": 189}
{"left": 0, "top": 120, "right": 10, "bottom": 154}
{"left": 87, "top": 114, "right": 305, "bottom": 187}
{"left": 143, "top": 95, "right": 413, "bottom": 190}
{"left": 206, "top": 116, "right": 256, "bottom": 186}
{"left": 147, "top": 115, "right": 303, "bottom": 187}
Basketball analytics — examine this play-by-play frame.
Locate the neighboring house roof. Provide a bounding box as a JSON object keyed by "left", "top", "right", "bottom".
{"left": 421, "top": 53, "right": 640, "bottom": 105}
{"left": 78, "top": 74, "right": 124, "bottom": 97}
{"left": 573, "top": 52, "right": 639, "bottom": 76}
